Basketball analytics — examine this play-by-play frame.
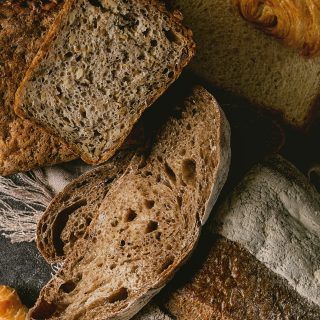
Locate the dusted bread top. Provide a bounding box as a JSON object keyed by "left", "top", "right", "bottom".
{"left": 233, "top": 0, "right": 320, "bottom": 57}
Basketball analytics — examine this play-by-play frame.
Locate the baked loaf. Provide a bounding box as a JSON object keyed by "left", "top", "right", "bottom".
{"left": 172, "top": 0, "right": 320, "bottom": 128}
{"left": 15, "top": 0, "right": 195, "bottom": 165}
{"left": 37, "top": 151, "right": 133, "bottom": 263}
{"left": 29, "top": 86, "right": 231, "bottom": 319}
{"left": 0, "top": 0, "right": 76, "bottom": 176}
{"left": 164, "top": 155, "right": 320, "bottom": 318}
{"left": 233, "top": 0, "right": 320, "bottom": 57}
{"left": 0, "top": 285, "right": 28, "bottom": 320}
{"left": 165, "top": 237, "right": 320, "bottom": 319}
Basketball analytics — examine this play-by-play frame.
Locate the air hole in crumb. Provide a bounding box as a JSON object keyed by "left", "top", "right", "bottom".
{"left": 180, "top": 149, "right": 186, "bottom": 156}
{"left": 150, "top": 39, "right": 158, "bottom": 47}
{"left": 167, "top": 244, "right": 172, "bottom": 250}
{"left": 163, "top": 68, "right": 169, "bottom": 74}
{"left": 145, "top": 221, "right": 158, "bottom": 233}
{"left": 142, "top": 28, "right": 150, "bottom": 36}
{"left": 177, "top": 196, "right": 182, "bottom": 208}
{"left": 144, "top": 199, "right": 155, "bottom": 209}
{"left": 110, "top": 263, "right": 116, "bottom": 270}
{"left": 159, "top": 256, "right": 174, "bottom": 273}
{"left": 124, "top": 209, "right": 137, "bottom": 222}
{"left": 164, "top": 29, "right": 180, "bottom": 44}
{"left": 182, "top": 159, "right": 196, "bottom": 184}
{"left": 156, "top": 232, "right": 161, "bottom": 240}
{"left": 120, "top": 240, "right": 126, "bottom": 247}
{"left": 111, "top": 220, "right": 118, "bottom": 227}
{"left": 64, "top": 51, "right": 73, "bottom": 59}
{"left": 85, "top": 217, "right": 92, "bottom": 226}
{"left": 75, "top": 55, "right": 82, "bottom": 62}
{"left": 168, "top": 71, "right": 174, "bottom": 78}
{"left": 60, "top": 281, "right": 76, "bottom": 293}
{"left": 164, "top": 162, "right": 176, "bottom": 183}
{"left": 97, "top": 262, "right": 103, "bottom": 267}
{"left": 186, "top": 123, "right": 191, "bottom": 130}
{"left": 108, "top": 287, "right": 128, "bottom": 303}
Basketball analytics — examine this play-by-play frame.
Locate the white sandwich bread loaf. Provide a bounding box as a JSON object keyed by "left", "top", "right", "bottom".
{"left": 172, "top": 0, "right": 320, "bottom": 128}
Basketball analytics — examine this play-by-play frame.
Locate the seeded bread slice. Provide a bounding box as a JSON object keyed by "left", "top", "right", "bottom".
{"left": 0, "top": 0, "right": 76, "bottom": 176}
{"left": 15, "top": 0, "right": 195, "bottom": 165}
{"left": 29, "top": 86, "right": 231, "bottom": 319}
{"left": 37, "top": 152, "right": 133, "bottom": 264}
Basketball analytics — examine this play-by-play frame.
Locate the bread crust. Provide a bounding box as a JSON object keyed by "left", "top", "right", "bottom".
{"left": 165, "top": 237, "right": 320, "bottom": 319}
{"left": 14, "top": 0, "right": 196, "bottom": 165}
{"left": 0, "top": 0, "right": 76, "bottom": 176}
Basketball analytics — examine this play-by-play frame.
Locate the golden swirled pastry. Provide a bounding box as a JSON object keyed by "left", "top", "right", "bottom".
{"left": 233, "top": 0, "right": 320, "bottom": 57}
{"left": 0, "top": 286, "right": 28, "bottom": 320}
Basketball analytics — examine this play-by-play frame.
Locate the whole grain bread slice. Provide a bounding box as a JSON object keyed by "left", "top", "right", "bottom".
{"left": 29, "top": 86, "right": 231, "bottom": 319}
{"left": 37, "top": 151, "right": 134, "bottom": 264}
{"left": 15, "top": 0, "right": 195, "bottom": 165}
{"left": 0, "top": 0, "right": 76, "bottom": 176}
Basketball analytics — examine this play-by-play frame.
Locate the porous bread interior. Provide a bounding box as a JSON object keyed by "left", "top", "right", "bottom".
{"left": 37, "top": 152, "right": 132, "bottom": 263}
{"left": 174, "top": 0, "right": 320, "bottom": 127}
{"left": 30, "top": 87, "right": 228, "bottom": 320}
{"left": 18, "top": 0, "right": 193, "bottom": 163}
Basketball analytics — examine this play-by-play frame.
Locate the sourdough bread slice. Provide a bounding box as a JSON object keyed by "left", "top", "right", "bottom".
{"left": 29, "top": 86, "right": 231, "bottom": 319}
{"left": 0, "top": 0, "right": 76, "bottom": 176}
{"left": 37, "top": 152, "right": 133, "bottom": 264}
{"left": 172, "top": 0, "right": 320, "bottom": 128}
{"left": 15, "top": 0, "right": 195, "bottom": 165}
{"left": 164, "top": 155, "right": 320, "bottom": 319}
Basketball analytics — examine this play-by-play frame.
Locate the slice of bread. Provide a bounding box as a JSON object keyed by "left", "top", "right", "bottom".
{"left": 29, "top": 86, "right": 231, "bottom": 319}
{"left": 0, "top": 0, "right": 76, "bottom": 176}
{"left": 15, "top": 0, "right": 195, "bottom": 165}
{"left": 37, "top": 151, "right": 133, "bottom": 264}
{"left": 172, "top": 0, "right": 320, "bottom": 128}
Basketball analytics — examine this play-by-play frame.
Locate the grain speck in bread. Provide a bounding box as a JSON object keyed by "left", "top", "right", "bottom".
{"left": 15, "top": 0, "right": 195, "bottom": 164}
{"left": 0, "top": 0, "right": 76, "bottom": 176}
{"left": 29, "top": 86, "right": 231, "bottom": 319}
{"left": 173, "top": 0, "right": 320, "bottom": 128}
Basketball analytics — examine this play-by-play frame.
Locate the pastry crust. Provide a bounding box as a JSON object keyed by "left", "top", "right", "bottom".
{"left": 233, "top": 0, "right": 320, "bottom": 57}
{"left": 0, "top": 286, "right": 28, "bottom": 320}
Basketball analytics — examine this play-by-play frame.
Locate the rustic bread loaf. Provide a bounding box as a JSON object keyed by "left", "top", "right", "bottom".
{"left": 0, "top": 0, "right": 76, "bottom": 176}
{"left": 29, "top": 86, "right": 231, "bottom": 319}
{"left": 165, "top": 237, "right": 320, "bottom": 319}
{"left": 15, "top": 0, "right": 195, "bottom": 165}
{"left": 172, "top": 0, "right": 320, "bottom": 128}
{"left": 164, "top": 155, "right": 320, "bottom": 319}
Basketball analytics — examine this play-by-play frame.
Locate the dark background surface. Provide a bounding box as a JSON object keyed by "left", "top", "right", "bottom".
{"left": 0, "top": 74, "right": 319, "bottom": 308}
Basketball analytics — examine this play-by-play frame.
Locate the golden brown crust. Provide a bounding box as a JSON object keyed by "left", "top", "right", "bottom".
{"left": 164, "top": 237, "right": 320, "bottom": 319}
{"left": 233, "top": 0, "right": 320, "bottom": 57}
{"left": 0, "top": 0, "right": 76, "bottom": 176}
{"left": 0, "top": 285, "right": 28, "bottom": 320}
